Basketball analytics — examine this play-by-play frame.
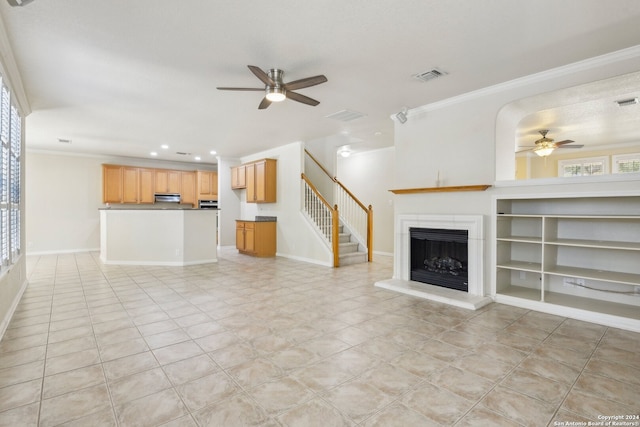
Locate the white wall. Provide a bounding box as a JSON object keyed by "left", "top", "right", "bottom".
{"left": 239, "top": 141, "right": 332, "bottom": 266}
{"left": 337, "top": 147, "right": 395, "bottom": 255}
{"left": 216, "top": 157, "right": 242, "bottom": 247}
{"left": 25, "top": 151, "right": 214, "bottom": 255}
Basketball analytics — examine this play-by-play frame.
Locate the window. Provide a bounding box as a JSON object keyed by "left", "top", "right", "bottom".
{"left": 613, "top": 153, "right": 640, "bottom": 174}
{"left": 558, "top": 156, "right": 608, "bottom": 177}
{"left": 0, "top": 74, "right": 22, "bottom": 268}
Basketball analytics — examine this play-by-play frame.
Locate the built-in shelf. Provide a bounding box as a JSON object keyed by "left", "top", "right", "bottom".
{"left": 494, "top": 195, "right": 640, "bottom": 333}
{"left": 389, "top": 184, "right": 491, "bottom": 194}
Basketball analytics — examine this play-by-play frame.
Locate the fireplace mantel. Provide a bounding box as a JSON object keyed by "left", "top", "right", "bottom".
{"left": 389, "top": 185, "right": 491, "bottom": 195}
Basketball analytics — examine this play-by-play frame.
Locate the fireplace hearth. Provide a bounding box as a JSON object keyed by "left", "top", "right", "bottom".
{"left": 410, "top": 227, "right": 468, "bottom": 292}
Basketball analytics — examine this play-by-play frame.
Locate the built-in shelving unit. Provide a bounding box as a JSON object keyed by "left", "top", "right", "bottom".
{"left": 493, "top": 195, "right": 640, "bottom": 332}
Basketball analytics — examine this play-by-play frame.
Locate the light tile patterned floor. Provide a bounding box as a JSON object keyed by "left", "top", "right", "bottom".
{"left": 0, "top": 248, "right": 638, "bottom": 426}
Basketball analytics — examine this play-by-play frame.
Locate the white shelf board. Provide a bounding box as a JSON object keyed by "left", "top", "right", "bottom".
{"left": 497, "top": 236, "right": 542, "bottom": 244}
{"left": 546, "top": 238, "right": 640, "bottom": 251}
{"left": 546, "top": 265, "right": 640, "bottom": 286}
{"left": 497, "top": 261, "right": 542, "bottom": 273}
{"left": 544, "top": 291, "right": 640, "bottom": 320}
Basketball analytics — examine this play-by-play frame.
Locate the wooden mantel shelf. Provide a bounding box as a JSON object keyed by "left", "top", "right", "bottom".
{"left": 389, "top": 184, "right": 491, "bottom": 194}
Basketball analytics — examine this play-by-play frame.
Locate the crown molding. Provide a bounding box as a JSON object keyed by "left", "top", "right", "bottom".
{"left": 410, "top": 45, "right": 640, "bottom": 117}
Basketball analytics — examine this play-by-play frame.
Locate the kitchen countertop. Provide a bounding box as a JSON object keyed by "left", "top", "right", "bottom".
{"left": 237, "top": 216, "right": 277, "bottom": 222}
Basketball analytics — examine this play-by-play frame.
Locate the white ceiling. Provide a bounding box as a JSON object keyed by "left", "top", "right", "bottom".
{"left": 2, "top": 0, "right": 640, "bottom": 165}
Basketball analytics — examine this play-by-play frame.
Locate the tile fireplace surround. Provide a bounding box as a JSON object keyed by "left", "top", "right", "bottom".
{"left": 376, "top": 214, "right": 493, "bottom": 310}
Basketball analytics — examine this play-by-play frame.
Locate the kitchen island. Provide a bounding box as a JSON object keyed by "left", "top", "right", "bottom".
{"left": 100, "top": 208, "right": 218, "bottom": 266}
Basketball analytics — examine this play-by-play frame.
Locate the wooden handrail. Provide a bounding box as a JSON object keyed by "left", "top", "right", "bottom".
{"left": 304, "top": 149, "right": 335, "bottom": 183}
{"left": 334, "top": 178, "right": 368, "bottom": 212}
{"left": 301, "top": 173, "right": 333, "bottom": 210}
{"left": 302, "top": 173, "right": 340, "bottom": 267}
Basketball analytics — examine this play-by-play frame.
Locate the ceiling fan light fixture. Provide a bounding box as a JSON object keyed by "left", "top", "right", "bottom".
{"left": 265, "top": 87, "right": 286, "bottom": 102}
{"left": 534, "top": 146, "right": 554, "bottom": 157}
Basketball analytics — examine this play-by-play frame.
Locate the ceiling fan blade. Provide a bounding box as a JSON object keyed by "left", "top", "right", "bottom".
{"left": 248, "top": 65, "right": 275, "bottom": 86}
{"left": 557, "top": 144, "right": 584, "bottom": 149}
{"left": 258, "top": 97, "right": 271, "bottom": 110}
{"left": 284, "top": 75, "right": 328, "bottom": 91}
{"left": 286, "top": 91, "right": 320, "bottom": 106}
{"left": 554, "top": 140, "right": 575, "bottom": 147}
{"left": 216, "top": 87, "right": 264, "bottom": 91}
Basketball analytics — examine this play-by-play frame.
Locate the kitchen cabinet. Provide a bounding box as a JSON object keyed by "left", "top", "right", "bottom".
{"left": 494, "top": 195, "right": 640, "bottom": 332}
{"left": 180, "top": 171, "right": 197, "bottom": 206}
{"left": 197, "top": 170, "right": 218, "bottom": 200}
{"left": 155, "top": 169, "right": 181, "bottom": 194}
{"left": 245, "top": 159, "right": 277, "bottom": 203}
{"left": 235, "top": 220, "right": 276, "bottom": 257}
{"left": 122, "top": 167, "right": 154, "bottom": 204}
{"left": 231, "top": 165, "right": 246, "bottom": 189}
{"left": 103, "top": 165, "right": 123, "bottom": 203}
{"left": 103, "top": 165, "right": 154, "bottom": 204}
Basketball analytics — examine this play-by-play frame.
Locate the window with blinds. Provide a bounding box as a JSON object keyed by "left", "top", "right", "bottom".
{"left": 613, "top": 153, "right": 640, "bottom": 174}
{"left": 0, "top": 74, "right": 22, "bottom": 269}
{"left": 558, "top": 156, "right": 608, "bottom": 177}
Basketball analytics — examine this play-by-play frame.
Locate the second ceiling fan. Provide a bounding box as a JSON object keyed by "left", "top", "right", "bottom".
{"left": 520, "top": 130, "right": 583, "bottom": 157}
{"left": 217, "top": 65, "right": 328, "bottom": 109}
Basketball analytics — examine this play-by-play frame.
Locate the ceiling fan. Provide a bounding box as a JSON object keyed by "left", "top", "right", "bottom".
{"left": 519, "top": 130, "right": 583, "bottom": 157}
{"left": 217, "top": 65, "right": 328, "bottom": 110}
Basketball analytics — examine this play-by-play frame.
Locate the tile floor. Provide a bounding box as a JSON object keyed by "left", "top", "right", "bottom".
{"left": 0, "top": 248, "right": 638, "bottom": 426}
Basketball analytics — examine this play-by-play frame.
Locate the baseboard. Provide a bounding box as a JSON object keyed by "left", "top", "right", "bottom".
{"left": 26, "top": 247, "right": 100, "bottom": 256}
{"left": 0, "top": 277, "right": 29, "bottom": 342}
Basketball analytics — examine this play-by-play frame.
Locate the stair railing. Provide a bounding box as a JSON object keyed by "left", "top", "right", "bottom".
{"left": 304, "top": 149, "right": 373, "bottom": 262}
{"left": 301, "top": 173, "right": 340, "bottom": 267}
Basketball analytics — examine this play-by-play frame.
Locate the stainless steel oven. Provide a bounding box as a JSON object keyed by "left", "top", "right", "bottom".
{"left": 199, "top": 200, "right": 218, "bottom": 209}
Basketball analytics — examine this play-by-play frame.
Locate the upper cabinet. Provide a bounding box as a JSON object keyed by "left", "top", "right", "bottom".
{"left": 102, "top": 165, "right": 154, "bottom": 204}
{"left": 197, "top": 171, "right": 218, "bottom": 200}
{"left": 103, "top": 165, "right": 123, "bottom": 203}
{"left": 155, "top": 169, "right": 181, "bottom": 194}
{"left": 245, "top": 159, "right": 277, "bottom": 203}
{"left": 180, "top": 171, "right": 197, "bottom": 206}
{"left": 231, "top": 165, "right": 246, "bottom": 189}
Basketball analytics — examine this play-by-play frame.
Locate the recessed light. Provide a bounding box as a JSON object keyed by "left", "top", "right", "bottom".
{"left": 161, "top": 144, "right": 169, "bottom": 149}
{"left": 209, "top": 150, "right": 217, "bottom": 155}
{"left": 150, "top": 152, "right": 158, "bottom": 156}
{"left": 194, "top": 156, "right": 201, "bottom": 161}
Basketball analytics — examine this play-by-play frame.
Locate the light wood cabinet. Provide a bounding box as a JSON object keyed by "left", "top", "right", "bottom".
{"left": 245, "top": 159, "right": 276, "bottom": 203}
{"left": 494, "top": 196, "right": 640, "bottom": 332}
{"left": 180, "top": 171, "right": 197, "bottom": 206}
{"left": 103, "top": 165, "right": 123, "bottom": 203}
{"left": 197, "top": 171, "right": 218, "bottom": 200}
{"left": 103, "top": 165, "right": 154, "bottom": 204}
{"left": 155, "top": 169, "right": 181, "bottom": 194}
{"left": 236, "top": 220, "right": 276, "bottom": 257}
{"left": 231, "top": 165, "right": 246, "bottom": 189}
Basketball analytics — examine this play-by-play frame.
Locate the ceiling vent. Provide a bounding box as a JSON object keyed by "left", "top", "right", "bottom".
{"left": 57, "top": 138, "right": 72, "bottom": 144}
{"left": 413, "top": 68, "right": 447, "bottom": 83}
{"left": 176, "top": 152, "right": 192, "bottom": 156}
{"left": 325, "top": 109, "right": 367, "bottom": 122}
{"left": 615, "top": 97, "right": 638, "bottom": 107}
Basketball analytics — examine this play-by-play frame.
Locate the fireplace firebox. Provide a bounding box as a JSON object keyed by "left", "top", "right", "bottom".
{"left": 410, "top": 227, "right": 468, "bottom": 292}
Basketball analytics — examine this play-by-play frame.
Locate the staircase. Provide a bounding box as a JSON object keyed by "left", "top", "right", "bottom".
{"left": 302, "top": 149, "right": 373, "bottom": 268}
{"left": 338, "top": 223, "right": 368, "bottom": 266}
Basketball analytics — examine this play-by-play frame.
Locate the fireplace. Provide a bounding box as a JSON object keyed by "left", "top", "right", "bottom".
{"left": 410, "top": 227, "right": 468, "bottom": 292}
{"left": 375, "top": 214, "right": 491, "bottom": 310}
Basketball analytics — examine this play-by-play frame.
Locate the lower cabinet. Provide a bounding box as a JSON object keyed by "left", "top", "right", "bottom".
{"left": 236, "top": 220, "right": 276, "bottom": 257}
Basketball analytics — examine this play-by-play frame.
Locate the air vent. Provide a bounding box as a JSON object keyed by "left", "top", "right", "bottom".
{"left": 57, "top": 138, "right": 72, "bottom": 144}
{"left": 616, "top": 97, "right": 638, "bottom": 107}
{"left": 413, "top": 68, "right": 447, "bottom": 83}
{"left": 325, "top": 109, "right": 367, "bottom": 122}
{"left": 175, "top": 152, "right": 192, "bottom": 156}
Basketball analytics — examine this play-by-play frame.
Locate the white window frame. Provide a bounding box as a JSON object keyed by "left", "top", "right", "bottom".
{"left": 558, "top": 156, "right": 609, "bottom": 177}
{"left": 612, "top": 152, "right": 640, "bottom": 174}
{"left": 0, "top": 74, "right": 22, "bottom": 269}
